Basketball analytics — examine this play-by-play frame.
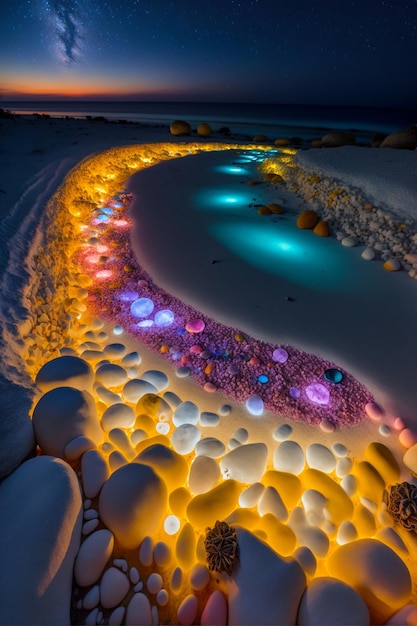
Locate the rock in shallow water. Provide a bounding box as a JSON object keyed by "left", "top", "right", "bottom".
{"left": 0, "top": 456, "right": 83, "bottom": 625}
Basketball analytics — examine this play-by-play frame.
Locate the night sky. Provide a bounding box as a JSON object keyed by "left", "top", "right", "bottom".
{"left": 1, "top": 0, "right": 416, "bottom": 108}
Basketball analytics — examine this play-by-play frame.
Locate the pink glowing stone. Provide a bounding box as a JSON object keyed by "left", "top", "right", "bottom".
{"left": 114, "top": 219, "right": 128, "bottom": 227}
{"left": 185, "top": 319, "right": 205, "bottom": 334}
{"left": 96, "top": 245, "right": 108, "bottom": 253}
{"left": 86, "top": 254, "right": 101, "bottom": 264}
{"left": 305, "top": 383, "right": 330, "bottom": 406}
{"left": 95, "top": 270, "right": 113, "bottom": 279}
{"left": 365, "top": 401, "right": 385, "bottom": 421}
{"left": 273, "top": 348, "right": 288, "bottom": 363}
{"left": 190, "top": 345, "right": 203, "bottom": 354}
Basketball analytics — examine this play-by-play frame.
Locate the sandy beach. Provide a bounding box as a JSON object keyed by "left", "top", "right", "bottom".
{"left": 1, "top": 112, "right": 417, "bottom": 626}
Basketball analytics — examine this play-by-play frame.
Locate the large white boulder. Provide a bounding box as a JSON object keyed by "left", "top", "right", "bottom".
{"left": 0, "top": 456, "right": 82, "bottom": 624}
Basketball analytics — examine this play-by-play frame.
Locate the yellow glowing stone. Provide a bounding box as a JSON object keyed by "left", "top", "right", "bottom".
{"left": 76, "top": 274, "right": 93, "bottom": 287}
{"left": 327, "top": 539, "right": 412, "bottom": 624}
{"left": 170, "top": 487, "right": 192, "bottom": 518}
{"left": 137, "top": 443, "right": 189, "bottom": 490}
{"left": 257, "top": 513, "right": 296, "bottom": 557}
{"left": 226, "top": 509, "right": 259, "bottom": 531}
{"left": 301, "top": 469, "right": 353, "bottom": 524}
{"left": 176, "top": 522, "right": 196, "bottom": 569}
{"left": 136, "top": 393, "right": 166, "bottom": 419}
{"left": 352, "top": 461, "right": 385, "bottom": 504}
{"left": 134, "top": 434, "right": 171, "bottom": 455}
{"left": 133, "top": 414, "right": 155, "bottom": 435}
{"left": 160, "top": 345, "right": 170, "bottom": 354}
{"left": 353, "top": 504, "right": 377, "bottom": 538}
{"left": 364, "top": 442, "right": 400, "bottom": 484}
{"left": 263, "top": 471, "right": 302, "bottom": 510}
{"left": 186, "top": 480, "right": 240, "bottom": 529}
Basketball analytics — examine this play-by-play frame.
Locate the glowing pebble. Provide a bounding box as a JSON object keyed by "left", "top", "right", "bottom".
{"left": 258, "top": 486, "right": 288, "bottom": 521}
{"left": 220, "top": 443, "right": 268, "bottom": 483}
{"left": 327, "top": 539, "right": 412, "bottom": 624}
{"left": 297, "top": 577, "right": 370, "bottom": 626}
{"left": 274, "top": 441, "right": 305, "bottom": 475}
{"left": 99, "top": 463, "right": 167, "bottom": 549}
{"left": 259, "top": 514, "right": 295, "bottom": 556}
{"left": 365, "top": 401, "right": 385, "bottom": 421}
{"left": 136, "top": 393, "right": 172, "bottom": 420}
{"left": 96, "top": 364, "right": 128, "bottom": 387}
{"left": 118, "top": 290, "right": 138, "bottom": 302}
{"left": 272, "top": 348, "right": 288, "bottom": 363}
{"left": 154, "top": 309, "right": 175, "bottom": 327}
{"left": 365, "top": 442, "right": 400, "bottom": 483}
{"left": 296, "top": 526, "right": 329, "bottom": 558}
{"left": 185, "top": 319, "right": 205, "bottom": 333}
{"left": 246, "top": 394, "right": 264, "bottom": 416}
{"left": 186, "top": 480, "right": 240, "bottom": 528}
{"left": 301, "top": 469, "right": 353, "bottom": 524}
{"left": 302, "top": 489, "right": 327, "bottom": 512}
{"left": 137, "top": 443, "right": 189, "bottom": 490}
{"left": 293, "top": 547, "right": 316, "bottom": 576}
{"left": 263, "top": 471, "right": 302, "bottom": 509}
{"left": 177, "top": 594, "right": 198, "bottom": 626}
{"left": 290, "top": 386, "right": 301, "bottom": 399}
{"left": 273, "top": 424, "right": 293, "bottom": 441}
{"left": 305, "top": 383, "right": 330, "bottom": 405}
{"left": 297, "top": 209, "right": 319, "bottom": 229}
{"left": 352, "top": 461, "right": 385, "bottom": 504}
{"left": 123, "top": 379, "right": 157, "bottom": 403}
{"left": 189, "top": 455, "right": 220, "bottom": 495}
{"left": 176, "top": 523, "right": 196, "bottom": 569}
{"left": 239, "top": 483, "right": 265, "bottom": 508}
{"left": 74, "top": 529, "right": 114, "bottom": 587}
{"left": 204, "top": 382, "right": 217, "bottom": 392}
{"left": 399, "top": 428, "right": 417, "bottom": 448}
{"left": 376, "top": 527, "right": 408, "bottom": 554}
{"left": 141, "top": 370, "right": 169, "bottom": 392}
{"left": 323, "top": 368, "right": 343, "bottom": 383}
{"left": 137, "top": 319, "right": 153, "bottom": 328}
{"left": 32, "top": 387, "right": 103, "bottom": 459}
{"left": 306, "top": 444, "right": 336, "bottom": 473}
{"left": 200, "top": 411, "right": 220, "bottom": 426}
{"left": 201, "top": 590, "right": 227, "bottom": 626}
{"left": 336, "top": 457, "right": 353, "bottom": 477}
{"left": 64, "top": 436, "right": 96, "bottom": 462}
{"left": 36, "top": 356, "right": 94, "bottom": 392}
{"left": 100, "top": 567, "right": 130, "bottom": 609}
{"left": 171, "top": 424, "right": 201, "bottom": 455}
{"left": 102, "top": 404, "right": 136, "bottom": 431}
{"left": 112, "top": 325, "right": 123, "bottom": 335}
{"left": 173, "top": 401, "right": 200, "bottom": 426}
{"left": 196, "top": 437, "right": 226, "bottom": 458}
{"left": 337, "top": 520, "right": 358, "bottom": 545}
{"left": 169, "top": 487, "right": 192, "bottom": 518}
{"left": 403, "top": 443, "right": 417, "bottom": 474}
{"left": 130, "top": 298, "right": 154, "bottom": 318}
{"left": 96, "top": 270, "right": 112, "bottom": 279}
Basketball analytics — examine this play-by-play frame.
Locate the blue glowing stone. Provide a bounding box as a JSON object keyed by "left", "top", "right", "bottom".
{"left": 113, "top": 325, "right": 123, "bottom": 335}
{"left": 323, "top": 368, "right": 343, "bottom": 384}
{"left": 246, "top": 394, "right": 264, "bottom": 416}
{"left": 257, "top": 374, "right": 269, "bottom": 384}
{"left": 289, "top": 386, "right": 301, "bottom": 399}
{"left": 101, "top": 207, "right": 114, "bottom": 215}
{"left": 119, "top": 290, "right": 139, "bottom": 302}
{"left": 96, "top": 214, "right": 109, "bottom": 222}
{"left": 155, "top": 309, "right": 175, "bottom": 328}
{"left": 305, "top": 383, "right": 330, "bottom": 406}
{"left": 130, "top": 297, "right": 154, "bottom": 318}
{"left": 273, "top": 348, "right": 288, "bottom": 363}
{"left": 137, "top": 319, "right": 154, "bottom": 328}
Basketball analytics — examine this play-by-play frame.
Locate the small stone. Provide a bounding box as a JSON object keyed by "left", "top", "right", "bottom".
{"left": 274, "top": 440, "right": 305, "bottom": 475}
{"left": 100, "top": 567, "right": 130, "bottom": 608}
{"left": 220, "top": 443, "right": 268, "bottom": 483}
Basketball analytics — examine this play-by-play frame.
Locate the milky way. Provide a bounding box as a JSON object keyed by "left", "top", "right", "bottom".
{"left": 47, "top": 0, "right": 84, "bottom": 65}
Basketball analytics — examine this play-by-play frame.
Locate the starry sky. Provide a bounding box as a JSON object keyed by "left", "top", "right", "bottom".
{"left": 1, "top": 0, "right": 416, "bottom": 108}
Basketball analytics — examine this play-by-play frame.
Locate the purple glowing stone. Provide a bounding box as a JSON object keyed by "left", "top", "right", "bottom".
{"left": 273, "top": 348, "right": 288, "bottom": 363}
{"left": 185, "top": 319, "right": 205, "bottom": 334}
{"left": 154, "top": 309, "right": 175, "bottom": 327}
{"left": 289, "top": 387, "right": 301, "bottom": 399}
{"left": 119, "top": 290, "right": 139, "bottom": 302}
{"left": 130, "top": 297, "right": 154, "bottom": 318}
{"left": 246, "top": 394, "right": 264, "bottom": 416}
{"left": 305, "top": 383, "right": 330, "bottom": 406}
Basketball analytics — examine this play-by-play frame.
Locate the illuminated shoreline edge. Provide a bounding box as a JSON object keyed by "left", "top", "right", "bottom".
{"left": 23, "top": 141, "right": 417, "bottom": 624}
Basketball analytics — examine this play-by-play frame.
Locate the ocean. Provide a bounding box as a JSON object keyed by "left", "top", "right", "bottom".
{"left": 3, "top": 100, "right": 416, "bottom": 140}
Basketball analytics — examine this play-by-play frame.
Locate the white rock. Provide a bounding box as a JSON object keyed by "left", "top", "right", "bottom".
{"left": 126, "top": 592, "right": 152, "bottom": 626}
{"left": 0, "top": 456, "right": 83, "bottom": 625}
{"left": 32, "top": 387, "right": 103, "bottom": 459}
{"left": 82, "top": 519, "right": 99, "bottom": 535}
{"left": 245, "top": 394, "right": 264, "bottom": 415}
{"left": 108, "top": 606, "right": 125, "bottom": 626}
{"left": 337, "top": 520, "right": 358, "bottom": 545}
{"left": 139, "top": 536, "right": 154, "bottom": 567}
{"left": 156, "top": 589, "right": 169, "bottom": 607}
{"left": 95, "top": 386, "right": 122, "bottom": 406}
{"left": 74, "top": 529, "right": 114, "bottom": 587}
{"left": 99, "top": 464, "right": 167, "bottom": 549}
{"left": 103, "top": 343, "right": 127, "bottom": 359}
{"left": 225, "top": 528, "right": 305, "bottom": 626}
{"left": 113, "top": 558, "right": 128, "bottom": 572}
{"left": 96, "top": 363, "right": 128, "bottom": 387}
{"left": 109, "top": 450, "right": 128, "bottom": 471}
{"left": 336, "top": 457, "right": 353, "bottom": 477}
{"left": 140, "top": 369, "right": 169, "bottom": 391}
{"left": 176, "top": 366, "right": 191, "bottom": 377}
{"left": 129, "top": 567, "right": 140, "bottom": 584}
{"left": 64, "top": 435, "right": 96, "bottom": 461}
{"left": 201, "top": 590, "right": 228, "bottom": 626}
{"left": 81, "top": 449, "right": 109, "bottom": 498}
{"left": 121, "top": 351, "right": 142, "bottom": 367}
{"left": 296, "top": 526, "right": 329, "bottom": 557}
{"left": 147, "top": 572, "right": 163, "bottom": 594}
{"left": 109, "top": 428, "right": 135, "bottom": 459}
{"left": 273, "top": 423, "right": 293, "bottom": 441}
{"left": 341, "top": 236, "right": 358, "bottom": 247}
{"left": 190, "top": 563, "right": 210, "bottom": 590}
{"left": 173, "top": 401, "right": 200, "bottom": 426}
{"left": 273, "top": 440, "right": 305, "bottom": 475}
{"left": 102, "top": 403, "right": 136, "bottom": 431}
{"left": 83, "top": 585, "right": 100, "bottom": 610}
{"left": 306, "top": 444, "right": 336, "bottom": 473}
{"left": 301, "top": 489, "right": 327, "bottom": 512}
{"left": 220, "top": 443, "right": 268, "bottom": 483}
{"left": 361, "top": 247, "right": 376, "bottom": 260}
{"left": 153, "top": 541, "right": 171, "bottom": 567}
{"left": 341, "top": 474, "right": 357, "bottom": 496}
{"left": 189, "top": 455, "right": 220, "bottom": 494}
{"left": 100, "top": 567, "right": 130, "bottom": 608}
{"left": 196, "top": 437, "right": 226, "bottom": 458}
{"left": 293, "top": 547, "right": 317, "bottom": 577}
{"left": 200, "top": 411, "right": 220, "bottom": 426}
{"left": 232, "top": 428, "right": 249, "bottom": 444}
{"left": 123, "top": 379, "right": 157, "bottom": 403}
{"left": 171, "top": 424, "right": 201, "bottom": 454}
{"left": 384, "top": 258, "right": 401, "bottom": 271}
{"left": 36, "top": 355, "right": 94, "bottom": 392}
{"left": 239, "top": 483, "right": 265, "bottom": 508}
{"left": 297, "top": 576, "right": 370, "bottom": 625}
{"left": 177, "top": 594, "right": 199, "bottom": 626}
